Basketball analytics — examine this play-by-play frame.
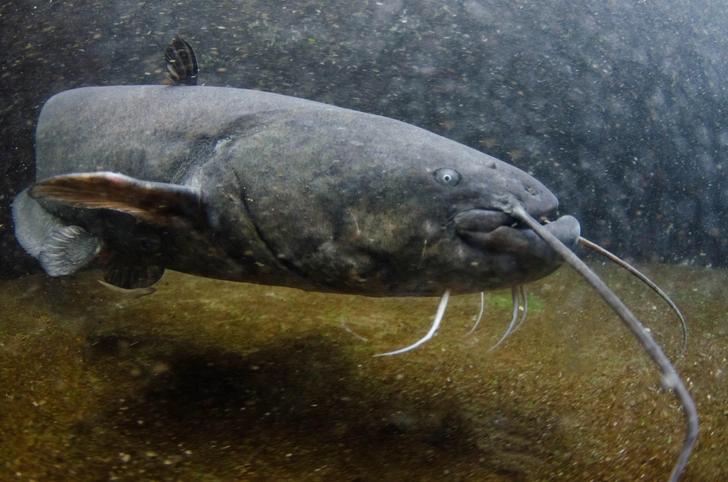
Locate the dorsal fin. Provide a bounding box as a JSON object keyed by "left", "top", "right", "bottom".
{"left": 165, "top": 35, "right": 198, "bottom": 86}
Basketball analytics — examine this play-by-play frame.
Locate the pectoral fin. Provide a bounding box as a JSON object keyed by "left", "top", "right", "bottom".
{"left": 18, "top": 172, "right": 204, "bottom": 287}
{"left": 98, "top": 250, "right": 164, "bottom": 289}
{"left": 13, "top": 188, "right": 101, "bottom": 276}
{"left": 28, "top": 172, "right": 203, "bottom": 227}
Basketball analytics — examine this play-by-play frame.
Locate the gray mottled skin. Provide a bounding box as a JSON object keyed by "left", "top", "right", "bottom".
{"left": 14, "top": 85, "right": 580, "bottom": 295}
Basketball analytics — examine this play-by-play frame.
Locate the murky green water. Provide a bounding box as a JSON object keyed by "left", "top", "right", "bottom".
{"left": 1, "top": 263, "right": 726, "bottom": 480}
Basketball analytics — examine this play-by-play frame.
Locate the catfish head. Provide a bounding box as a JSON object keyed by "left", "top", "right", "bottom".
{"left": 198, "top": 97, "right": 581, "bottom": 295}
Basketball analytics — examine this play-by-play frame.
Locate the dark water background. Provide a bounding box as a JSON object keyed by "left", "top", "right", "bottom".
{"left": 3, "top": 0, "right": 728, "bottom": 276}
{"left": 1, "top": 0, "right": 728, "bottom": 480}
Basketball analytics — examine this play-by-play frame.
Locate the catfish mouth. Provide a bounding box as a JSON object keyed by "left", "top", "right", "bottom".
{"left": 453, "top": 209, "right": 581, "bottom": 259}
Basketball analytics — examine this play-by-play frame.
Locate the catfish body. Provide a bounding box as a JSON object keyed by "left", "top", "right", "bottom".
{"left": 13, "top": 85, "right": 579, "bottom": 295}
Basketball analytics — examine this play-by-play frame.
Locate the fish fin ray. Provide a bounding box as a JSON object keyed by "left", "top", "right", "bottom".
{"left": 101, "top": 251, "right": 165, "bottom": 289}
{"left": 12, "top": 188, "right": 65, "bottom": 259}
{"left": 38, "top": 225, "right": 101, "bottom": 276}
{"left": 29, "top": 172, "right": 203, "bottom": 227}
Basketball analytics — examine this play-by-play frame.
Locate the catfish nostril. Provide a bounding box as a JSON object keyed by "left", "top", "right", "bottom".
{"left": 526, "top": 186, "right": 536, "bottom": 195}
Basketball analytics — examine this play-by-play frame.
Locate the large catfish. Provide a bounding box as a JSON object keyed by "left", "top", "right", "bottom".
{"left": 11, "top": 37, "right": 696, "bottom": 481}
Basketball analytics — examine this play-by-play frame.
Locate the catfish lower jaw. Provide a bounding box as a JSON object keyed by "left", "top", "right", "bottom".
{"left": 455, "top": 210, "right": 581, "bottom": 260}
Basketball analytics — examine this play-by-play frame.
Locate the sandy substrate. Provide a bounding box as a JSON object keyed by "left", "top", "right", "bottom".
{"left": 0, "top": 262, "right": 725, "bottom": 481}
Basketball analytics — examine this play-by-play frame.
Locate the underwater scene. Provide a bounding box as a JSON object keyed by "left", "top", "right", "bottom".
{"left": 1, "top": 0, "right": 727, "bottom": 480}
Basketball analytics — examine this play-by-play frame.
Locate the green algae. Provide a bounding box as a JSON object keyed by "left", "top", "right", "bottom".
{"left": 0, "top": 263, "right": 726, "bottom": 480}
{"left": 485, "top": 290, "right": 546, "bottom": 314}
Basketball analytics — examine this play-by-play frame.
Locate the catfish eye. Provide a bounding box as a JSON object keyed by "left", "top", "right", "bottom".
{"left": 434, "top": 168, "right": 461, "bottom": 186}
